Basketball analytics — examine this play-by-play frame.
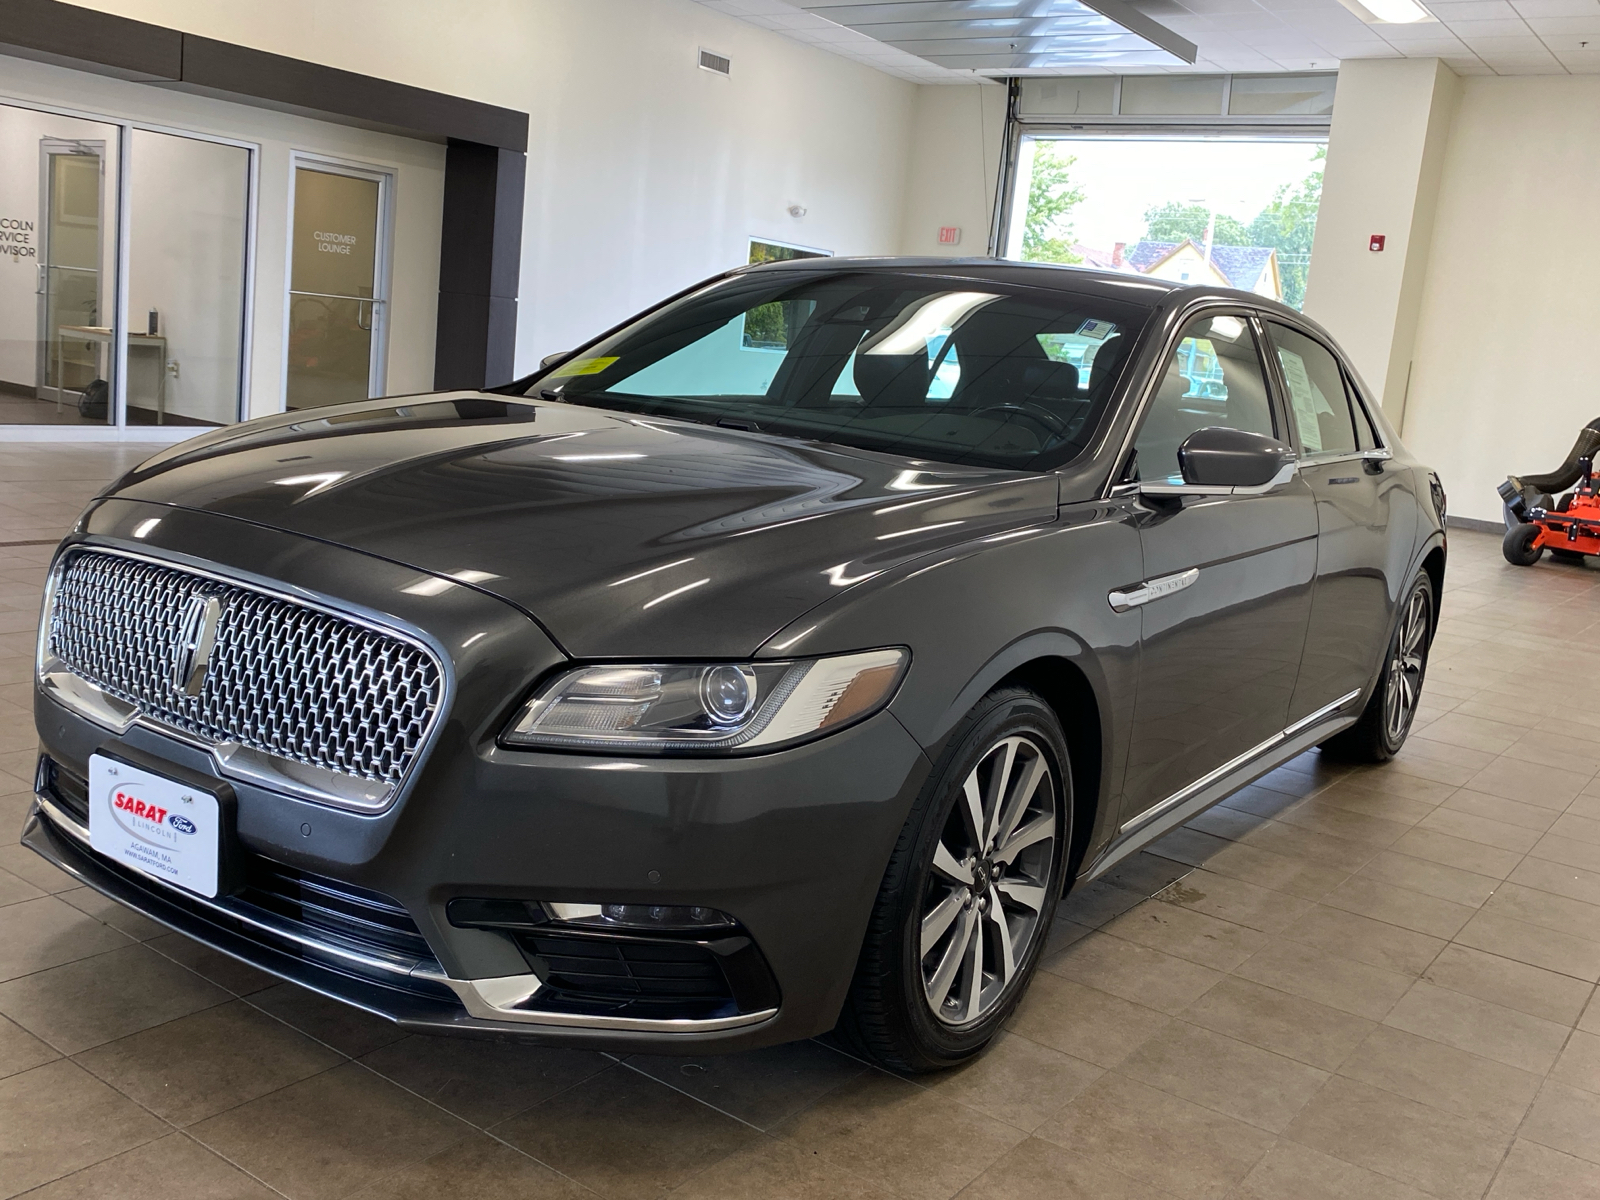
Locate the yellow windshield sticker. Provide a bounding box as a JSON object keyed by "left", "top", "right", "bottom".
{"left": 550, "top": 356, "right": 619, "bottom": 377}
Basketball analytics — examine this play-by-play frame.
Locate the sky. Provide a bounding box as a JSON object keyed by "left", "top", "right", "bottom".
{"left": 1022, "top": 137, "right": 1326, "bottom": 254}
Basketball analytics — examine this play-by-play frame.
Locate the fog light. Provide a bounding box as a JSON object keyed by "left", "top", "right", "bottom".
{"left": 544, "top": 900, "right": 735, "bottom": 930}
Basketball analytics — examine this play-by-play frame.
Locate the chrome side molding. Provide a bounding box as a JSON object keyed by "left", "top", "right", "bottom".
{"left": 1108, "top": 567, "right": 1200, "bottom": 613}
{"left": 1118, "top": 688, "right": 1362, "bottom": 834}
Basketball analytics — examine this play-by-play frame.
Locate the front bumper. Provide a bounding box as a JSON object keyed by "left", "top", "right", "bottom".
{"left": 28, "top": 693, "right": 929, "bottom": 1051}
{"left": 34, "top": 507, "right": 934, "bottom": 1051}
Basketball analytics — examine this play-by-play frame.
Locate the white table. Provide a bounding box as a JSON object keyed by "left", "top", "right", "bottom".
{"left": 55, "top": 325, "right": 168, "bottom": 423}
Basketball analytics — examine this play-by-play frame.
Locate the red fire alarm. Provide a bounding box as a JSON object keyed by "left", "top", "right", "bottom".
{"left": 938, "top": 226, "right": 961, "bottom": 246}
{"left": 1370, "top": 234, "right": 1386, "bottom": 252}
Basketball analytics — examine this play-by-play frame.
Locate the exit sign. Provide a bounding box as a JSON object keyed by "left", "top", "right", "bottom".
{"left": 938, "top": 226, "right": 961, "bottom": 245}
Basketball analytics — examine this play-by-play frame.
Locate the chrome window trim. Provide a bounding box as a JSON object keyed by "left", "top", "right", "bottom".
{"left": 1139, "top": 458, "right": 1298, "bottom": 500}
{"left": 38, "top": 542, "right": 453, "bottom": 815}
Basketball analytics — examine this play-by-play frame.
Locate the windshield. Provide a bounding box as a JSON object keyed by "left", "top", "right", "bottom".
{"left": 522, "top": 271, "right": 1152, "bottom": 471}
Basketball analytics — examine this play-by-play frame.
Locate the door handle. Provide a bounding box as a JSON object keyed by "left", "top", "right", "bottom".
{"left": 1109, "top": 567, "right": 1199, "bottom": 612}
{"left": 1328, "top": 477, "right": 1358, "bottom": 485}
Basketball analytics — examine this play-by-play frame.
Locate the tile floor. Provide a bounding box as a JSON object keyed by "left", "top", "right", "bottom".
{"left": 2, "top": 443, "right": 1599, "bottom": 1199}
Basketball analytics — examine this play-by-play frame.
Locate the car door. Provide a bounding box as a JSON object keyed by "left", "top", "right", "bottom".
{"left": 1117, "top": 310, "right": 1319, "bottom": 830}
{"left": 1264, "top": 321, "right": 1415, "bottom": 724}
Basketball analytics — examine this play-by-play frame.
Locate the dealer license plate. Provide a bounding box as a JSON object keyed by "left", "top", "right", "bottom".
{"left": 88, "top": 754, "right": 220, "bottom": 898}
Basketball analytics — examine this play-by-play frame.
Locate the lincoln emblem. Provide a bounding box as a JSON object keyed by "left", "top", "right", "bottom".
{"left": 172, "top": 594, "right": 225, "bottom": 696}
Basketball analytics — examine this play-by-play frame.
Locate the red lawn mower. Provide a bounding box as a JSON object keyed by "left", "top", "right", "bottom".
{"left": 1500, "top": 418, "right": 1600, "bottom": 566}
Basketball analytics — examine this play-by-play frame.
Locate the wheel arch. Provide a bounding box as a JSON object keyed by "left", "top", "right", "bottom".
{"left": 916, "top": 632, "right": 1113, "bottom": 888}
{"left": 1419, "top": 538, "right": 1446, "bottom": 644}
{"left": 997, "top": 655, "right": 1103, "bottom": 883}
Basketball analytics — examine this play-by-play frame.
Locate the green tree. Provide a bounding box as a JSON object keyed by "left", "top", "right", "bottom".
{"left": 1141, "top": 202, "right": 1249, "bottom": 249}
{"left": 1247, "top": 147, "right": 1325, "bottom": 310}
{"left": 1021, "top": 145, "right": 1085, "bottom": 264}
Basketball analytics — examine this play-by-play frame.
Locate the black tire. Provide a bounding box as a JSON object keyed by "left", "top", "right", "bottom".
{"left": 1320, "top": 571, "right": 1433, "bottom": 763}
{"left": 1503, "top": 523, "right": 1543, "bottom": 566}
{"left": 1550, "top": 547, "right": 1587, "bottom": 564}
{"left": 838, "top": 687, "right": 1071, "bottom": 1073}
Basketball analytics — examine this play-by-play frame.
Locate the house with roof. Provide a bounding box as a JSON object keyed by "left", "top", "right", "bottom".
{"left": 1123, "top": 239, "right": 1283, "bottom": 301}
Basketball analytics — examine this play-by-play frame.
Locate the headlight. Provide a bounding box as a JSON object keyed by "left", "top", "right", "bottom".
{"left": 501, "top": 648, "right": 907, "bottom": 753}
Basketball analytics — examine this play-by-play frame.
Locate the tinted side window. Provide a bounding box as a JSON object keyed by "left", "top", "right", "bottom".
{"left": 1268, "top": 323, "right": 1357, "bottom": 458}
{"left": 1132, "top": 314, "right": 1276, "bottom": 485}
{"left": 1348, "top": 378, "right": 1381, "bottom": 451}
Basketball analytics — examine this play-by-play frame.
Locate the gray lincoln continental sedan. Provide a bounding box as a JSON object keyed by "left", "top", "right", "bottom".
{"left": 26, "top": 257, "right": 1445, "bottom": 1071}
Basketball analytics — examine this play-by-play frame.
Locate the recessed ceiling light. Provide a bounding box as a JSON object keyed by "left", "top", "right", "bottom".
{"left": 1336, "top": 0, "right": 1435, "bottom": 23}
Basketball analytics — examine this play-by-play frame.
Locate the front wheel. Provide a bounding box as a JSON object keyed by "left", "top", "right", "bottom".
{"left": 1504, "top": 523, "right": 1543, "bottom": 566}
{"left": 838, "top": 687, "right": 1069, "bottom": 1073}
{"left": 1320, "top": 571, "right": 1433, "bottom": 763}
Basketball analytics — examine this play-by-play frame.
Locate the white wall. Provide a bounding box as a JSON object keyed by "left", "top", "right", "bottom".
{"left": 1402, "top": 76, "right": 1600, "bottom": 524}
{"left": 1, "top": 54, "right": 446, "bottom": 425}
{"left": 1303, "top": 58, "right": 1459, "bottom": 421}
{"left": 898, "top": 84, "right": 1008, "bottom": 257}
{"left": 61, "top": 0, "right": 921, "bottom": 376}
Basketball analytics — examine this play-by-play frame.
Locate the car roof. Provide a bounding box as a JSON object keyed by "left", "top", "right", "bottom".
{"left": 733, "top": 254, "right": 1311, "bottom": 324}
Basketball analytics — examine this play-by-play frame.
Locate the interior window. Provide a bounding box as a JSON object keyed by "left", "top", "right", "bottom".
{"left": 1267, "top": 322, "right": 1357, "bottom": 458}
{"left": 1131, "top": 313, "right": 1275, "bottom": 485}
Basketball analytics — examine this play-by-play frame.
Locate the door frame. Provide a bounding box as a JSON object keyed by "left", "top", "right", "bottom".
{"left": 281, "top": 152, "right": 397, "bottom": 412}
{"left": 35, "top": 137, "right": 108, "bottom": 410}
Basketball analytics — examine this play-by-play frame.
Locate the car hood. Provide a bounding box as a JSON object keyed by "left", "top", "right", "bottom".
{"left": 107, "top": 393, "right": 1059, "bottom": 657}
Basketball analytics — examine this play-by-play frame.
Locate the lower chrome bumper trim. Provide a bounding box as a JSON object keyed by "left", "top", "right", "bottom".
{"left": 442, "top": 974, "right": 778, "bottom": 1032}
{"left": 32, "top": 794, "right": 779, "bottom": 1036}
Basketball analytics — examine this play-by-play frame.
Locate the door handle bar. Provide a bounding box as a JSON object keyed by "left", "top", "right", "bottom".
{"left": 1109, "top": 567, "right": 1199, "bottom": 613}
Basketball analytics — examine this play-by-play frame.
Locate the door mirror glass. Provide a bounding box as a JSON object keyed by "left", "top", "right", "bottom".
{"left": 1177, "top": 425, "right": 1296, "bottom": 489}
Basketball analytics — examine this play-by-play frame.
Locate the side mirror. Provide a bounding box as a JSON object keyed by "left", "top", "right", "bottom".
{"left": 1143, "top": 426, "right": 1297, "bottom": 497}
{"left": 540, "top": 350, "right": 573, "bottom": 371}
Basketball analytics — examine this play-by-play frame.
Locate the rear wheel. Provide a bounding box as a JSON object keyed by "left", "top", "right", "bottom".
{"left": 1320, "top": 572, "right": 1433, "bottom": 763}
{"left": 838, "top": 687, "right": 1069, "bottom": 1073}
{"left": 1503, "top": 523, "right": 1543, "bottom": 566}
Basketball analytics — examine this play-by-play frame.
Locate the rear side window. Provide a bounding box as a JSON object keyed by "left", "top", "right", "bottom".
{"left": 1132, "top": 313, "right": 1276, "bottom": 485}
{"left": 1268, "top": 323, "right": 1357, "bottom": 458}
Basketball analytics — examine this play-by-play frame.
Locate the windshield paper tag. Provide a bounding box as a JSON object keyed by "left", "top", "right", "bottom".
{"left": 1076, "top": 319, "right": 1115, "bottom": 340}
{"left": 550, "top": 356, "right": 619, "bottom": 377}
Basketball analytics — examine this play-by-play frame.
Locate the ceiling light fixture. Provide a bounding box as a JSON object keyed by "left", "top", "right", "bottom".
{"left": 1336, "top": 0, "right": 1434, "bottom": 23}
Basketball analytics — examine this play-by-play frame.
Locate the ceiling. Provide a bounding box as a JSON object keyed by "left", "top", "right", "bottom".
{"left": 693, "top": 0, "right": 1600, "bottom": 79}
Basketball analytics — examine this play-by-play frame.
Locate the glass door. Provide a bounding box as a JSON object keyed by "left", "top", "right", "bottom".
{"left": 285, "top": 162, "right": 389, "bottom": 410}
{"left": 2, "top": 114, "right": 121, "bottom": 427}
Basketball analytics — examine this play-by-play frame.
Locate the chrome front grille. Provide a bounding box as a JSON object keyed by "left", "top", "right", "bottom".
{"left": 48, "top": 549, "right": 443, "bottom": 787}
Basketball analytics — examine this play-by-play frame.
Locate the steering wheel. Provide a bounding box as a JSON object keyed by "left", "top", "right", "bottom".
{"left": 969, "top": 402, "right": 1069, "bottom": 439}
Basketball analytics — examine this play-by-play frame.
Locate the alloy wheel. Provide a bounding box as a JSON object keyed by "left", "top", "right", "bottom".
{"left": 1384, "top": 585, "right": 1430, "bottom": 744}
{"left": 920, "top": 735, "right": 1058, "bottom": 1027}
